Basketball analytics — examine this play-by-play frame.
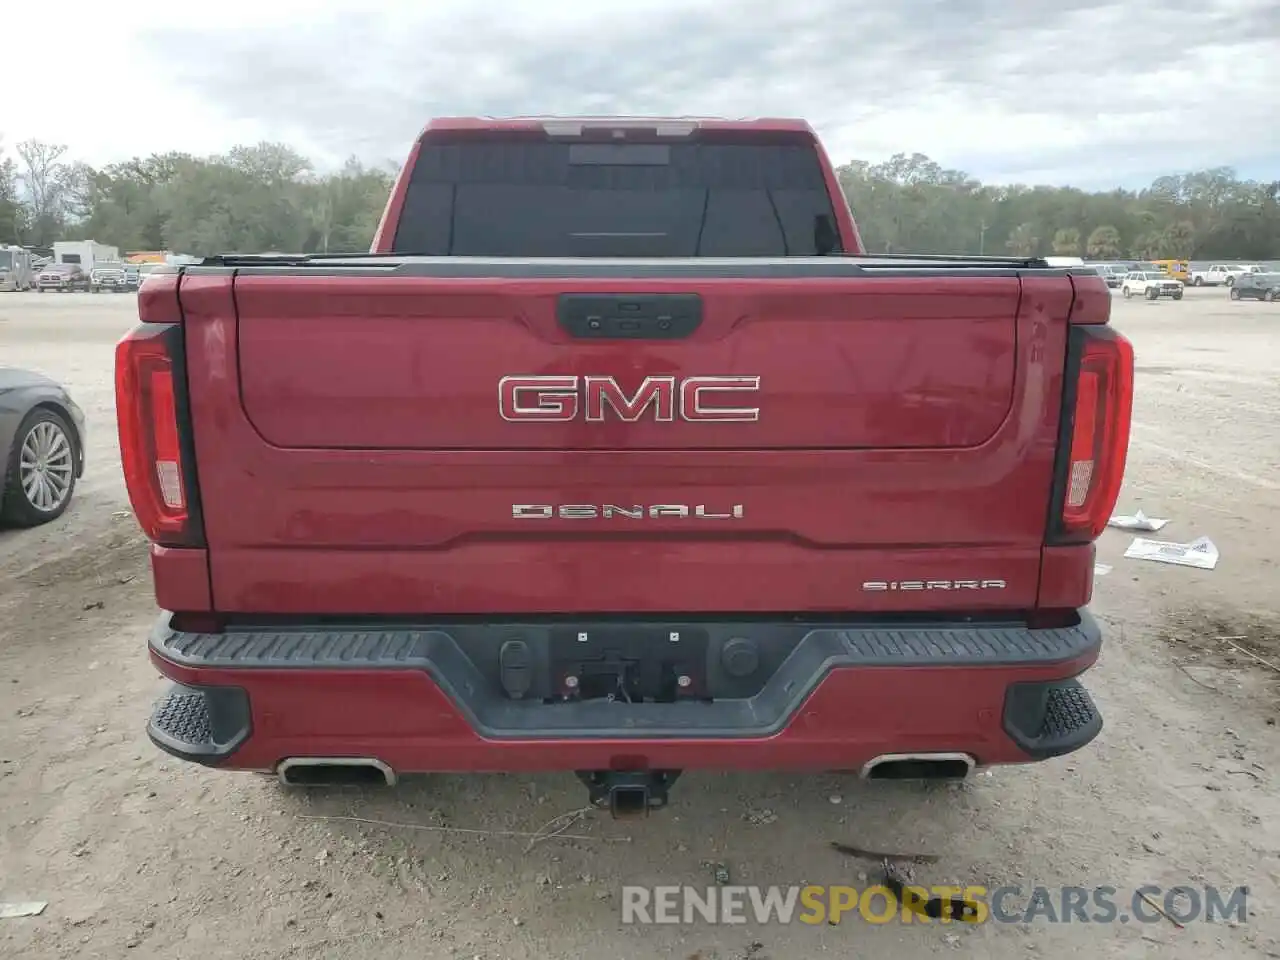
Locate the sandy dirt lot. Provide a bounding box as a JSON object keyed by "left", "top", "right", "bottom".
{"left": 1, "top": 287, "right": 1278, "bottom": 960}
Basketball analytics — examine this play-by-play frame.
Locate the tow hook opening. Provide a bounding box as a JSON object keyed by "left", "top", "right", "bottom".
{"left": 576, "top": 769, "right": 682, "bottom": 818}
{"left": 860, "top": 753, "right": 975, "bottom": 782}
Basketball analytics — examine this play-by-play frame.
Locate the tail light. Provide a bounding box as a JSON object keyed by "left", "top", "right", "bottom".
{"left": 115, "top": 323, "right": 204, "bottom": 546}
{"left": 1050, "top": 324, "right": 1134, "bottom": 543}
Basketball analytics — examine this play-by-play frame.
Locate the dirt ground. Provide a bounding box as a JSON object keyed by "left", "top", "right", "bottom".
{"left": 1, "top": 287, "right": 1278, "bottom": 960}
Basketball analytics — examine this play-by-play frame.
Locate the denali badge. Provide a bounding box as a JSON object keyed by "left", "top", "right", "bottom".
{"left": 499, "top": 375, "right": 760, "bottom": 423}
{"left": 861, "top": 580, "right": 1008, "bottom": 591}
{"left": 514, "top": 504, "right": 745, "bottom": 519}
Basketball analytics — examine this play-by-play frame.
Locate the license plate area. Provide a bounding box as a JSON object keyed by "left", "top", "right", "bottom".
{"left": 550, "top": 626, "right": 709, "bottom": 703}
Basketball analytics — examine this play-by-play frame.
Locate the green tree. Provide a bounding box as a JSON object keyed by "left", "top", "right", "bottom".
{"left": 1086, "top": 225, "right": 1123, "bottom": 259}
{"left": 1132, "top": 232, "right": 1163, "bottom": 260}
{"left": 1156, "top": 220, "right": 1196, "bottom": 259}
{"left": 1006, "top": 222, "right": 1039, "bottom": 256}
{"left": 1051, "top": 227, "right": 1081, "bottom": 256}
{"left": 300, "top": 157, "right": 393, "bottom": 253}
{"left": 0, "top": 138, "right": 24, "bottom": 243}
{"left": 15, "top": 139, "right": 72, "bottom": 246}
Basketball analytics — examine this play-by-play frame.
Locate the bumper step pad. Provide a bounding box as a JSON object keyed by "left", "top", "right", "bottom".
{"left": 152, "top": 689, "right": 214, "bottom": 748}
{"left": 1002, "top": 678, "right": 1102, "bottom": 759}
{"left": 146, "top": 682, "right": 251, "bottom": 764}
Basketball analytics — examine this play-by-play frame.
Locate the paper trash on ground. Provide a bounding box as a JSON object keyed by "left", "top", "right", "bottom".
{"left": 1108, "top": 510, "right": 1169, "bottom": 532}
{"left": 1094, "top": 563, "right": 1113, "bottom": 576}
{"left": 0, "top": 902, "right": 48, "bottom": 920}
{"left": 1123, "top": 536, "right": 1219, "bottom": 570}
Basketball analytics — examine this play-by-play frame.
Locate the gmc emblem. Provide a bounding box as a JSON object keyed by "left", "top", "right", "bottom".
{"left": 498, "top": 375, "right": 761, "bottom": 423}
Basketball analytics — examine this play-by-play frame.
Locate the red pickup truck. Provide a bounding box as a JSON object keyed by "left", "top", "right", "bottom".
{"left": 117, "top": 117, "right": 1133, "bottom": 816}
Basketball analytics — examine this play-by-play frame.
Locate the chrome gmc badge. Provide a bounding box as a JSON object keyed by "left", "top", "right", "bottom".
{"left": 499, "top": 375, "right": 761, "bottom": 423}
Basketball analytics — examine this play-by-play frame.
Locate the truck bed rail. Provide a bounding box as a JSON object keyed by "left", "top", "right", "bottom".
{"left": 192, "top": 253, "right": 1063, "bottom": 278}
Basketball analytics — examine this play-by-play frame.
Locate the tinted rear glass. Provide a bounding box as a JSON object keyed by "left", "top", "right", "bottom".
{"left": 393, "top": 139, "right": 841, "bottom": 257}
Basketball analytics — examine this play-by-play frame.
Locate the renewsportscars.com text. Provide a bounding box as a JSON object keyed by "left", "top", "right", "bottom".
{"left": 621, "top": 884, "right": 1249, "bottom": 926}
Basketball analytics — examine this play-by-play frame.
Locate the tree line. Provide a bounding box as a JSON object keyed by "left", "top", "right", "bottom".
{"left": 2, "top": 135, "right": 1277, "bottom": 260}
{"left": 0, "top": 138, "right": 393, "bottom": 257}
{"left": 836, "top": 154, "right": 1277, "bottom": 261}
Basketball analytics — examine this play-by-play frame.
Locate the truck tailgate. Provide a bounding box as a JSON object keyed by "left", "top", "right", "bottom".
{"left": 175, "top": 262, "right": 1077, "bottom": 615}
{"left": 234, "top": 272, "right": 1019, "bottom": 451}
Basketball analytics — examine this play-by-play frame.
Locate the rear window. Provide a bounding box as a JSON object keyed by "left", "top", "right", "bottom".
{"left": 392, "top": 138, "right": 842, "bottom": 257}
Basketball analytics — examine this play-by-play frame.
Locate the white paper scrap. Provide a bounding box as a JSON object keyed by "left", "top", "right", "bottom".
{"left": 1094, "top": 563, "right": 1113, "bottom": 576}
{"left": 0, "top": 902, "right": 47, "bottom": 920}
{"left": 1123, "top": 536, "right": 1219, "bottom": 570}
{"left": 1108, "top": 510, "right": 1169, "bottom": 532}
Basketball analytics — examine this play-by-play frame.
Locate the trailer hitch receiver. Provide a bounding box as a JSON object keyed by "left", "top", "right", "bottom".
{"left": 576, "top": 769, "right": 682, "bottom": 818}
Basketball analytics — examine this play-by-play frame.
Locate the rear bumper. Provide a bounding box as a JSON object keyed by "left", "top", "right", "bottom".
{"left": 146, "top": 611, "right": 1104, "bottom": 774}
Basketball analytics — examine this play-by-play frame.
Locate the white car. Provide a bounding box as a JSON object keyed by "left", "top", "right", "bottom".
{"left": 1190, "top": 264, "right": 1261, "bottom": 287}
{"left": 1121, "top": 271, "right": 1184, "bottom": 300}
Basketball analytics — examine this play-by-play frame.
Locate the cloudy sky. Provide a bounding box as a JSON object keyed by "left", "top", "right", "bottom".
{"left": 5, "top": 0, "right": 1275, "bottom": 189}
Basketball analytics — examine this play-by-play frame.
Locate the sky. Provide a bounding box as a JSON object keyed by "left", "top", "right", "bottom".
{"left": 4, "top": 0, "right": 1276, "bottom": 190}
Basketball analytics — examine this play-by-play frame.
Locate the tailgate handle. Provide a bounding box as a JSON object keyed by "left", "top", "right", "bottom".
{"left": 557, "top": 294, "right": 702, "bottom": 340}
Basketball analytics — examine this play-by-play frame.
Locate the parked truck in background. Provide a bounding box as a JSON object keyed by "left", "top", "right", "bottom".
{"left": 1087, "top": 263, "right": 1131, "bottom": 288}
{"left": 117, "top": 116, "right": 1134, "bottom": 815}
{"left": 36, "top": 263, "right": 90, "bottom": 292}
{"left": 90, "top": 262, "right": 130, "bottom": 293}
{"left": 1190, "top": 263, "right": 1261, "bottom": 287}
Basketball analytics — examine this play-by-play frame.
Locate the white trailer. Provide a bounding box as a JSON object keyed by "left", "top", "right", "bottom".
{"left": 52, "top": 240, "right": 121, "bottom": 273}
{"left": 0, "top": 245, "right": 36, "bottom": 291}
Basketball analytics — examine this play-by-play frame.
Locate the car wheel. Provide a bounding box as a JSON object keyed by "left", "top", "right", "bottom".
{"left": 1146, "top": 288, "right": 1158, "bottom": 300}
{"left": 1193, "top": 277, "right": 1203, "bottom": 286}
{"left": 1265, "top": 290, "right": 1276, "bottom": 303}
{"left": 1122, "top": 287, "right": 1131, "bottom": 298}
{"left": 1230, "top": 287, "right": 1241, "bottom": 301}
{"left": 1226, "top": 276, "right": 1235, "bottom": 287}
{"left": 1, "top": 408, "right": 78, "bottom": 527}
{"left": 1174, "top": 291, "right": 1183, "bottom": 300}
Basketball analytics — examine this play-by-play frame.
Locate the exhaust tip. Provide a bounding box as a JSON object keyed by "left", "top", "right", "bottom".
{"left": 860, "top": 753, "right": 975, "bottom": 782}
{"left": 277, "top": 757, "right": 396, "bottom": 788}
